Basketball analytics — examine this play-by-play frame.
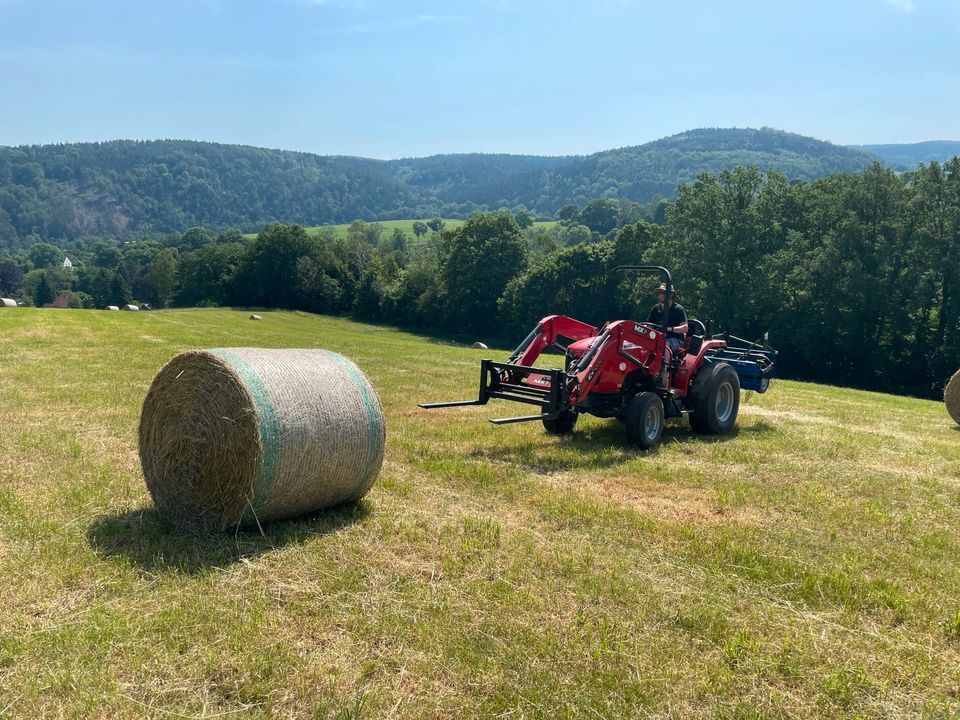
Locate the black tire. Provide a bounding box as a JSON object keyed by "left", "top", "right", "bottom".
{"left": 689, "top": 362, "right": 740, "bottom": 435}
{"left": 625, "top": 392, "right": 664, "bottom": 449}
{"left": 543, "top": 409, "right": 578, "bottom": 435}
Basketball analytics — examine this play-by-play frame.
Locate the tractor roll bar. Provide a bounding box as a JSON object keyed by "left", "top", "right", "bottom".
{"left": 609, "top": 265, "right": 673, "bottom": 372}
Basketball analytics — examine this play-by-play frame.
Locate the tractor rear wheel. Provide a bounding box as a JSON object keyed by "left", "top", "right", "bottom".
{"left": 543, "top": 409, "right": 578, "bottom": 435}
{"left": 625, "top": 392, "right": 664, "bottom": 449}
{"left": 689, "top": 362, "right": 740, "bottom": 435}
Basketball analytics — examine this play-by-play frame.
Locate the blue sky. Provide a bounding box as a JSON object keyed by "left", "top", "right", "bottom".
{"left": 0, "top": 0, "right": 957, "bottom": 157}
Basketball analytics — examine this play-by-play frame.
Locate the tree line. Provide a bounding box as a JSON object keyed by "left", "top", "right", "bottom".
{"left": 2, "top": 159, "right": 958, "bottom": 397}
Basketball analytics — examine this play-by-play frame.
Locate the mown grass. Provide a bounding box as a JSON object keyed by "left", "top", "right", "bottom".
{"left": 1, "top": 307, "right": 959, "bottom": 718}
{"left": 242, "top": 219, "right": 557, "bottom": 243}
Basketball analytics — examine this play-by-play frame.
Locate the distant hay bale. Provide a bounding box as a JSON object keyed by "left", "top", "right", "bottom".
{"left": 139, "top": 348, "right": 386, "bottom": 532}
{"left": 249, "top": 314, "right": 262, "bottom": 321}
{"left": 945, "top": 370, "right": 960, "bottom": 425}
{"left": 122, "top": 304, "right": 140, "bottom": 311}
{"left": 1, "top": 298, "right": 16, "bottom": 308}
{"left": 471, "top": 342, "right": 488, "bottom": 349}
{"left": 105, "top": 305, "right": 120, "bottom": 311}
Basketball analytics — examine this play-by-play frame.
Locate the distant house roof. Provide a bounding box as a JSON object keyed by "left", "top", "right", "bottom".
{"left": 63, "top": 256, "right": 73, "bottom": 268}
{"left": 42, "top": 292, "right": 71, "bottom": 309}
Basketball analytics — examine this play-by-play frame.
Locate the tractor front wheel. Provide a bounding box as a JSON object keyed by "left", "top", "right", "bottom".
{"left": 625, "top": 392, "right": 664, "bottom": 449}
{"left": 543, "top": 409, "right": 578, "bottom": 435}
{"left": 689, "top": 362, "right": 740, "bottom": 435}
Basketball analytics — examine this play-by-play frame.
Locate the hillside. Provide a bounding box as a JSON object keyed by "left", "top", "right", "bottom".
{"left": 0, "top": 140, "right": 432, "bottom": 250}
{"left": 0, "top": 128, "right": 879, "bottom": 249}
{"left": 1, "top": 307, "right": 959, "bottom": 717}
{"left": 856, "top": 141, "right": 960, "bottom": 170}
{"left": 392, "top": 128, "right": 878, "bottom": 212}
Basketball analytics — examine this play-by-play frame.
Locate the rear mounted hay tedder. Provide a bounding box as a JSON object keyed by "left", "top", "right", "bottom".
{"left": 420, "top": 266, "right": 777, "bottom": 450}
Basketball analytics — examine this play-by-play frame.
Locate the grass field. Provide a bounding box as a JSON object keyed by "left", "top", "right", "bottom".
{"left": 1, "top": 307, "right": 960, "bottom": 718}
{"left": 241, "top": 218, "right": 557, "bottom": 242}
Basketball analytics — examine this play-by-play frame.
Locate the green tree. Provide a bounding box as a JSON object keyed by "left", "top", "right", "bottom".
{"left": 0, "top": 260, "right": 23, "bottom": 296}
{"left": 232, "top": 224, "right": 319, "bottom": 308}
{"left": 67, "top": 291, "right": 94, "bottom": 309}
{"left": 176, "top": 227, "right": 217, "bottom": 251}
{"left": 411, "top": 221, "right": 428, "bottom": 241}
{"left": 294, "top": 255, "right": 342, "bottom": 313}
{"left": 35, "top": 271, "right": 56, "bottom": 305}
{"left": 390, "top": 228, "right": 408, "bottom": 253}
{"left": 29, "top": 242, "right": 63, "bottom": 269}
{"left": 144, "top": 248, "right": 177, "bottom": 308}
{"left": 352, "top": 259, "right": 386, "bottom": 321}
{"left": 426, "top": 217, "right": 445, "bottom": 234}
{"left": 91, "top": 241, "right": 121, "bottom": 268}
{"left": 580, "top": 198, "right": 620, "bottom": 235}
{"left": 176, "top": 243, "right": 244, "bottom": 307}
{"left": 556, "top": 204, "right": 581, "bottom": 225}
{"left": 553, "top": 223, "right": 593, "bottom": 247}
{"left": 513, "top": 206, "right": 534, "bottom": 230}
{"left": 500, "top": 242, "right": 614, "bottom": 337}
{"left": 77, "top": 267, "right": 116, "bottom": 308}
{"left": 442, "top": 210, "right": 527, "bottom": 335}
{"left": 110, "top": 268, "right": 132, "bottom": 306}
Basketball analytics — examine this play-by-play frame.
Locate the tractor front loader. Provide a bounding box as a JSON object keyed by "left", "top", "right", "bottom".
{"left": 420, "top": 266, "right": 776, "bottom": 449}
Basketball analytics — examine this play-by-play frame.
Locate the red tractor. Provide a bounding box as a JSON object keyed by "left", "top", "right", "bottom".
{"left": 420, "top": 266, "right": 776, "bottom": 449}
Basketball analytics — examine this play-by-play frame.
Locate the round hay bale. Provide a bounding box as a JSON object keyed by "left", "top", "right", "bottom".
{"left": 249, "top": 314, "right": 262, "bottom": 321}
{"left": 945, "top": 370, "right": 960, "bottom": 425}
{"left": 122, "top": 304, "right": 140, "bottom": 311}
{"left": 139, "top": 348, "right": 385, "bottom": 532}
{"left": 470, "top": 342, "right": 488, "bottom": 350}
{"left": 1, "top": 298, "right": 17, "bottom": 308}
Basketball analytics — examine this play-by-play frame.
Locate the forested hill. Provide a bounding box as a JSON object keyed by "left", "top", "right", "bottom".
{"left": 0, "top": 128, "right": 878, "bottom": 249}
{"left": 390, "top": 128, "right": 878, "bottom": 211}
{"left": 855, "top": 141, "right": 960, "bottom": 170}
{"left": 0, "top": 141, "right": 432, "bottom": 251}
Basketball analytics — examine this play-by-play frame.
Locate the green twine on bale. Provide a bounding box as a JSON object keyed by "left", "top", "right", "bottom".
{"left": 209, "top": 349, "right": 281, "bottom": 523}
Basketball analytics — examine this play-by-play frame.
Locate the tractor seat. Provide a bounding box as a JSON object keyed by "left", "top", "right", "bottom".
{"left": 685, "top": 318, "right": 707, "bottom": 356}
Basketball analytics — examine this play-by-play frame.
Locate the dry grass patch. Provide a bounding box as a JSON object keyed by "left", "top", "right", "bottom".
{"left": 2, "top": 308, "right": 960, "bottom": 718}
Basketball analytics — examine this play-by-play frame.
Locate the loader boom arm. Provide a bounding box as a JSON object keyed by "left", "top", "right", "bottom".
{"left": 508, "top": 314, "right": 599, "bottom": 367}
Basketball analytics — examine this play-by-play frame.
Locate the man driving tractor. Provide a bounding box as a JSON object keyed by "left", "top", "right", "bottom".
{"left": 647, "top": 283, "right": 688, "bottom": 353}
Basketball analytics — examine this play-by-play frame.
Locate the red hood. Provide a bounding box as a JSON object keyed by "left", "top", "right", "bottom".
{"left": 567, "top": 336, "right": 598, "bottom": 355}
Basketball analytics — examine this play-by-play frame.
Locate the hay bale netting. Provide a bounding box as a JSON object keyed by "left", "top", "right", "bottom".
{"left": 945, "top": 370, "right": 960, "bottom": 425}
{"left": 1, "top": 298, "right": 17, "bottom": 307}
{"left": 471, "top": 342, "right": 488, "bottom": 349}
{"left": 139, "top": 348, "right": 386, "bottom": 531}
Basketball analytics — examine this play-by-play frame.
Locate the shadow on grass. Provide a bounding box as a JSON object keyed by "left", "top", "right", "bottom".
{"left": 87, "top": 501, "right": 370, "bottom": 575}
{"left": 469, "top": 419, "right": 776, "bottom": 473}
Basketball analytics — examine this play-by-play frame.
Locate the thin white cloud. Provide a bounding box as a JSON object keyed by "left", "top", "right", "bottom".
{"left": 884, "top": 0, "right": 916, "bottom": 13}
{"left": 0, "top": 45, "right": 293, "bottom": 71}
{"left": 288, "top": 0, "right": 371, "bottom": 8}
{"left": 313, "top": 13, "right": 465, "bottom": 34}
{"left": 397, "top": 14, "right": 466, "bottom": 27}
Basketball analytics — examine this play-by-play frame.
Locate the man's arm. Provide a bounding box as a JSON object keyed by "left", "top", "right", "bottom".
{"left": 668, "top": 305, "right": 688, "bottom": 335}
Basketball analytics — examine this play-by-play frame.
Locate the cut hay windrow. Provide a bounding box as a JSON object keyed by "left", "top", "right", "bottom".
{"left": 138, "top": 348, "right": 386, "bottom": 532}
{"left": 945, "top": 369, "right": 960, "bottom": 425}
